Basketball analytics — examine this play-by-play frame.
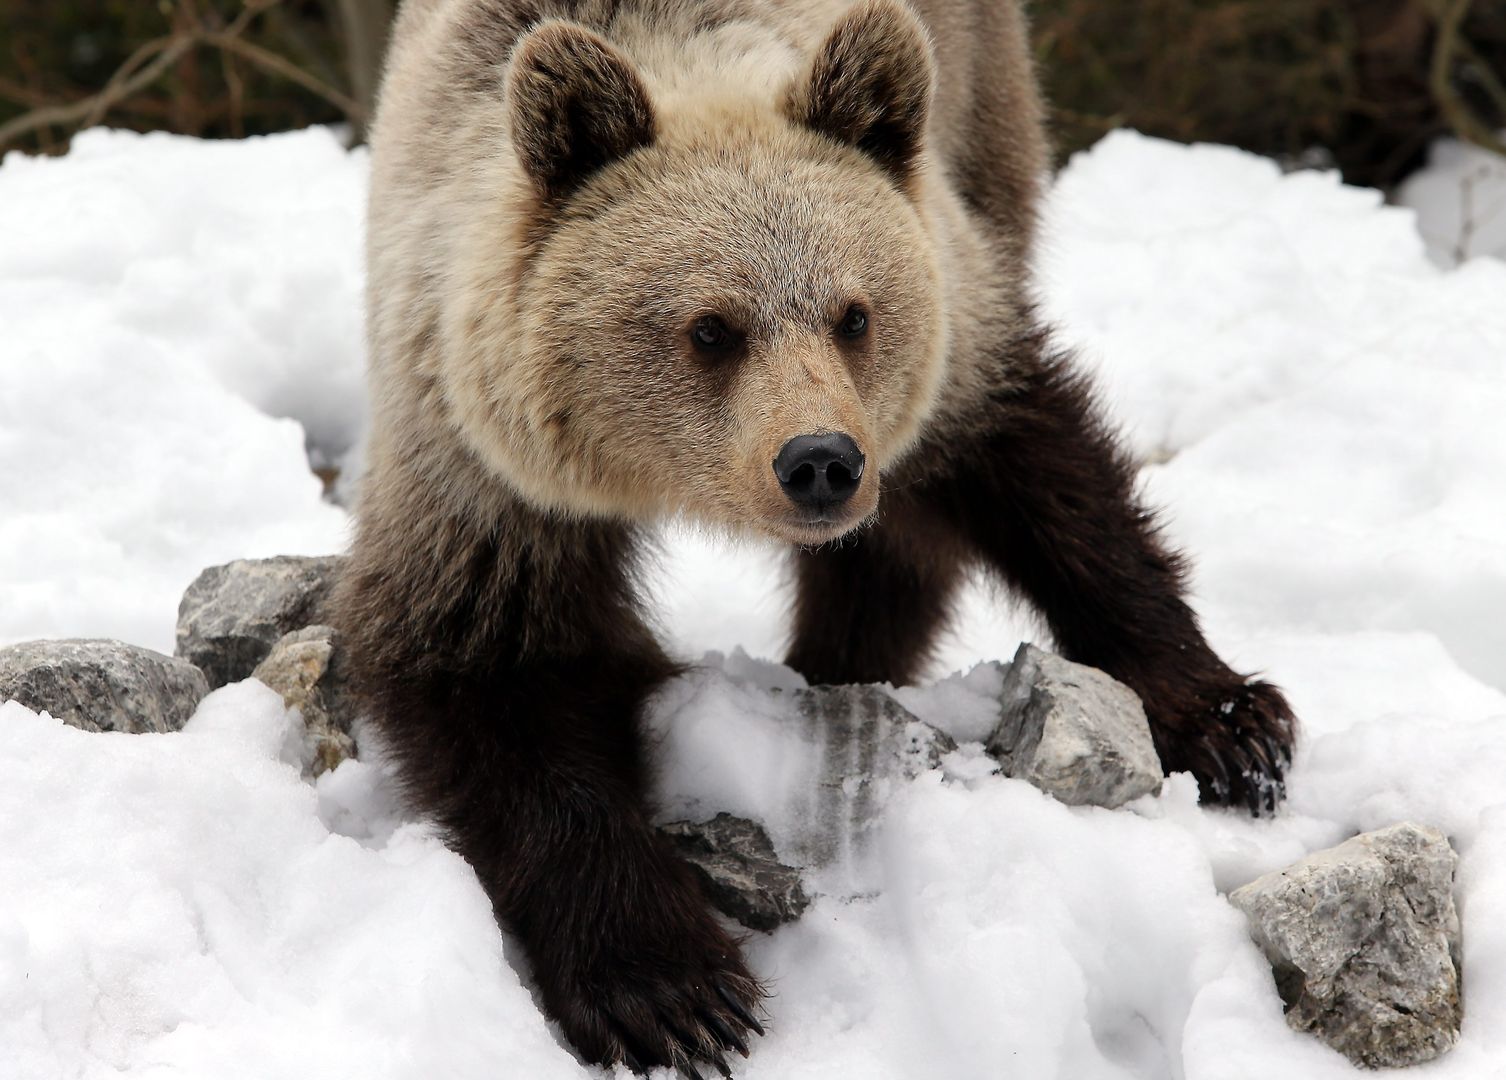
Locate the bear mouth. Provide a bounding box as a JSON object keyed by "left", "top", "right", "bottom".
{"left": 769, "top": 507, "right": 874, "bottom": 547}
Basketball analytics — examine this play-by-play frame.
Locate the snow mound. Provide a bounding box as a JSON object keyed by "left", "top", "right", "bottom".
{"left": 0, "top": 686, "right": 575, "bottom": 1079}
{"left": 0, "top": 128, "right": 361, "bottom": 653}
{"left": 3, "top": 128, "right": 1506, "bottom": 1078}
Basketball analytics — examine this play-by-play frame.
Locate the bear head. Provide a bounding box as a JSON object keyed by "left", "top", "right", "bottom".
{"left": 442, "top": 0, "right": 947, "bottom": 546}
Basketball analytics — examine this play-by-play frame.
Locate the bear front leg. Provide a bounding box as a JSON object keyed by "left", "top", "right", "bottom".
{"left": 336, "top": 517, "right": 763, "bottom": 1074}
{"left": 785, "top": 497, "right": 969, "bottom": 686}
{"left": 930, "top": 347, "right": 1296, "bottom": 813}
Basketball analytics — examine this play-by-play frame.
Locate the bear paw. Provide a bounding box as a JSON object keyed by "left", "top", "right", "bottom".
{"left": 1159, "top": 679, "right": 1296, "bottom": 816}
{"left": 536, "top": 899, "right": 766, "bottom": 1076}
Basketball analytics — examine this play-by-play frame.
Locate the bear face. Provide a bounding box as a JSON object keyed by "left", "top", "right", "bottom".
{"left": 520, "top": 135, "right": 946, "bottom": 544}
{"left": 436, "top": 2, "right": 946, "bottom": 545}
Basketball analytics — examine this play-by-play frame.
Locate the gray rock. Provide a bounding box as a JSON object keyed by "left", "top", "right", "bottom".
{"left": 251, "top": 625, "right": 356, "bottom": 776}
{"left": 786, "top": 684, "right": 956, "bottom": 865}
{"left": 661, "top": 814, "right": 811, "bottom": 931}
{"left": 176, "top": 555, "right": 345, "bottom": 688}
{"left": 0, "top": 639, "right": 208, "bottom": 733}
{"left": 986, "top": 644, "right": 1163, "bottom": 809}
{"left": 795, "top": 683, "right": 956, "bottom": 779}
{"left": 1229, "top": 822, "right": 1462, "bottom": 1068}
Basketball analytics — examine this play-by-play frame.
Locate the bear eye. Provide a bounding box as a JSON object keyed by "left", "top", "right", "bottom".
{"left": 837, "top": 306, "right": 869, "bottom": 339}
{"left": 690, "top": 315, "right": 738, "bottom": 353}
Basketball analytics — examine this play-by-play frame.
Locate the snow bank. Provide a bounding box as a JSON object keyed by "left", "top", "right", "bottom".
{"left": 0, "top": 686, "right": 577, "bottom": 1079}
{"left": 0, "top": 128, "right": 362, "bottom": 652}
{"left": 3, "top": 127, "right": 1506, "bottom": 1078}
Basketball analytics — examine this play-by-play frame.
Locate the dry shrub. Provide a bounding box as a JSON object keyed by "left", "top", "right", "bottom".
{"left": 1034, "top": 0, "right": 1506, "bottom": 187}
{"left": 1, "top": 0, "right": 1501, "bottom": 188}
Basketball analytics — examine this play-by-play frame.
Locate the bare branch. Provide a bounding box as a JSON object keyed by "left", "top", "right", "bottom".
{"left": 1429, "top": 0, "right": 1506, "bottom": 158}
{"left": 206, "top": 33, "right": 364, "bottom": 121}
{"left": 0, "top": 76, "right": 56, "bottom": 110}
{"left": 0, "top": 34, "right": 199, "bottom": 152}
{"left": 82, "top": 36, "right": 176, "bottom": 129}
{"left": 0, "top": 0, "right": 360, "bottom": 155}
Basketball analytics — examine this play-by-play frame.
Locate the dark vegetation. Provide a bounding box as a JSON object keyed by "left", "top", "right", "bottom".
{"left": 1, "top": 0, "right": 1502, "bottom": 187}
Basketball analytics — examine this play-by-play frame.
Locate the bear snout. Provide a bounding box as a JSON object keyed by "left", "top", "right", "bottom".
{"left": 772, "top": 432, "right": 865, "bottom": 514}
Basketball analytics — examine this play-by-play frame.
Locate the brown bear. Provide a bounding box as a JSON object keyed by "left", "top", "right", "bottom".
{"left": 334, "top": 0, "right": 1297, "bottom": 1073}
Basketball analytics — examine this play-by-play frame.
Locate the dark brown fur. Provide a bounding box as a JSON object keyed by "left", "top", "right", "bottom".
{"left": 338, "top": 484, "right": 763, "bottom": 1072}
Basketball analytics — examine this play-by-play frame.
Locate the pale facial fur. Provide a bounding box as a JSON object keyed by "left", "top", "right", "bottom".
{"left": 435, "top": 3, "right": 947, "bottom": 544}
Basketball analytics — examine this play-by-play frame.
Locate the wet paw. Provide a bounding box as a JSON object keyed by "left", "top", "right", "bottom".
{"left": 1162, "top": 679, "right": 1296, "bottom": 816}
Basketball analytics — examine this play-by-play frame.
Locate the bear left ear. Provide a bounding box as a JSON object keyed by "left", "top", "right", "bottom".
{"left": 506, "top": 21, "right": 657, "bottom": 202}
{"left": 786, "top": 0, "right": 934, "bottom": 187}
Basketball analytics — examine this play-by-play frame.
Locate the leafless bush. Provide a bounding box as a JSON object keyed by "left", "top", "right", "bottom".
{"left": 0, "top": 0, "right": 1500, "bottom": 187}
{"left": 0, "top": 0, "right": 392, "bottom": 153}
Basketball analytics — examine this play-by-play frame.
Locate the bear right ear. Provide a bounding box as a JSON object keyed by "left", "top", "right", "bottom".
{"left": 786, "top": 0, "right": 934, "bottom": 187}
{"left": 505, "top": 21, "right": 657, "bottom": 201}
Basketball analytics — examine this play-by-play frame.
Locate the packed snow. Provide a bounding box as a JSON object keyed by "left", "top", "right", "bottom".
{"left": 3, "top": 126, "right": 1506, "bottom": 1079}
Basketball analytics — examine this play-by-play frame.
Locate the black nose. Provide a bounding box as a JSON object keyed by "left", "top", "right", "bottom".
{"left": 773, "top": 433, "right": 865, "bottom": 511}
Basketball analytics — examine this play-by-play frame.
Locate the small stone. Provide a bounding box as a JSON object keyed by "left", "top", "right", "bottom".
{"left": 660, "top": 814, "right": 811, "bottom": 931}
{"left": 176, "top": 555, "right": 345, "bottom": 689}
{"left": 1229, "top": 822, "right": 1462, "bottom": 1068}
{"left": 0, "top": 639, "right": 208, "bottom": 733}
{"left": 986, "top": 643, "right": 1162, "bottom": 808}
{"left": 251, "top": 625, "right": 356, "bottom": 776}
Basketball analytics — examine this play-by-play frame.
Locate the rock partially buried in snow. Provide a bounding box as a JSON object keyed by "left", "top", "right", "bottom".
{"left": 986, "top": 644, "right": 1162, "bottom": 809}
{"left": 1229, "top": 822, "right": 1462, "bottom": 1068}
{"left": 251, "top": 625, "right": 356, "bottom": 776}
{"left": 795, "top": 683, "right": 956, "bottom": 780}
{"left": 661, "top": 814, "right": 811, "bottom": 931}
{"left": 176, "top": 555, "right": 345, "bottom": 689}
{"left": 0, "top": 639, "right": 208, "bottom": 733}
{"left": 786, "top": 683, "right": 957, "bottom": 866}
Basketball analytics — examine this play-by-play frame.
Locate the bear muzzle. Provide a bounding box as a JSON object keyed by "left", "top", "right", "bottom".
{"left": 767, "top": 431, "right": 876, "bottom": 540}
{"left": 773, "top": 433, "right": 865, "bottom": 511}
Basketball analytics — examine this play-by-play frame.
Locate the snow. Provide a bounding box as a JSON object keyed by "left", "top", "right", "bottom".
{"left": 3, "top": 126, "right": 1506, "bottom": 1078}
{"left": 0, "top": 128, "right": 360, "bottom": 652}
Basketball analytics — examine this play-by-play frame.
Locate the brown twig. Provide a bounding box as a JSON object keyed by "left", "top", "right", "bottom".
{"left": 83, "top": 36, "right": 176, "bottom": 129}
{"left": 221, "top": 50, "right": 247, "bottom": 139}
{"left": 206, "top": 33, "right": 363, "bottom": 120}
{"left": 1455, "top": 37, "right": 1506, "bottom": 126}
{"left": 0, "top": 76, "right": 55, "bottom": 109}
{"left": 1428, "top": 0, "right": 1506, "bottom": 157}
{"left": 0, "top": 0, "right": 362, "bottom": 155}
{"left": 0, "top": 34, "right": 200, "bottom": 151}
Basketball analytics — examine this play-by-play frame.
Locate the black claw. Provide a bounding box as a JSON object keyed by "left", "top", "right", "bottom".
{"left": 1246, "top": 733, "right": 1273, "bottom": 774}
{"left": 700, "top": 1010, "right": 750, "bottom": 1058}
{"left": 1262, "top": 732, "right": 1291, "bottom": 771}
{"left": 1202, "top": 748, "right": 1231, "bottom": 802}
{"left": 622, "top": 1049, "right": 646, "bottom": 1075}
{"left": 715, "top": 980, "right": 765, "bottom": 1037}
{"left": 708, "top": 1049, "right": 734, "bottom": 1077}
{"left": 678, "top": 1058, "right": 706, "bottom": 1080}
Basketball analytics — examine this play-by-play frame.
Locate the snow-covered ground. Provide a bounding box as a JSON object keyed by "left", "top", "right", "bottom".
{"left": 2, "top": 127, "right": 1505, "bottom": 1079}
